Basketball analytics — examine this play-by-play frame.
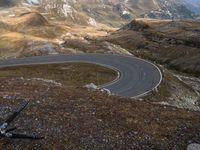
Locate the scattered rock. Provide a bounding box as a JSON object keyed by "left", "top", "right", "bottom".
{"left": 84, "top": 83, "right": 98, "bottom": 91}
{"left": 18, "top": 77, "right": 62, "bottom": 86}
{"left": 84, "top": 83, "right": 112, "bottom": 95}
{"left": 103, "top": 41, "right": 133, "bottom": 55}
{"left": 187, "top": 143, "right": 200, "bottom": 150}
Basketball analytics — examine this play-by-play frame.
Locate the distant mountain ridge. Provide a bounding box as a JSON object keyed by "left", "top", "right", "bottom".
{"left": 1, "top": 0, "right": 200, "bottom": 26}
{"left": 184, "top": 0, "right": 200, "bottom": 14}
{"left": 142, "top": 0, "right": 195, "bottom": 19}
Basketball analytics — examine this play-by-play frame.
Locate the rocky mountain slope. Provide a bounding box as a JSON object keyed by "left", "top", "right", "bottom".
{"left": 184, "top": 0, "right": 200, "bottom": 14}
{"left": 1, "top": 0, "right": 199, "bottom": 26}
{"left": 0, "top": 6, "right": 115, "bottom": 58}
{"left": 142, "top": 0, "right": 195, "bottom": 20}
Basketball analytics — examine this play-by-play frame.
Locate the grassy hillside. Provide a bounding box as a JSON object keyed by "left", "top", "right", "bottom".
{"left": 104, "top": 19, "right": 200, "bottom": 76}
{"left": 0, "top": 74, "right": 200, "bottom": 149}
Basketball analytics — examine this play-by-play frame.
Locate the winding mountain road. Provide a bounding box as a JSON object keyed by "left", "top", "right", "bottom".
{"left": 0, "top": 54, "right": 162, "bottom": 97}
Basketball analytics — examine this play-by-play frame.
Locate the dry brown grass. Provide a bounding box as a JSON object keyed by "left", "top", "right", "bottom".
{"left": 104, "top": 19, "right": 200, "bottom": 76}
{"left": 0, "top": 10, "right": 116, "bottom": 58}
{"left": 0, "top": 62, "right": 117, "bottom": 87}
{"left": 0, "top": 77, "right": 199, "bottom": 149}
{"left": 2, "top": 12, "right": 48, "bottom": 27}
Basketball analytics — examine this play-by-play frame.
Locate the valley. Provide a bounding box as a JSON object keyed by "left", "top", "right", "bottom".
{"left": 0, "top": 1, "right": 200, "bottom": 149}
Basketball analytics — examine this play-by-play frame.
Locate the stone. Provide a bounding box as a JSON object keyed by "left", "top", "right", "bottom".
{"left": 187, "top": 143, "right": 200, "bottom": 150}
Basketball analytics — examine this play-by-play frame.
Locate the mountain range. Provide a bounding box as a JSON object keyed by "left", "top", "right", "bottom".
{"left": 185, "top": 0, "right": 200, "bottom": 14}
{"left": 1, "top": 0, "right": 200, "bottom": 26}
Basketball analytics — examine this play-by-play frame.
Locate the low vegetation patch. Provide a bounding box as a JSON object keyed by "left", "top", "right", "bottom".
{"left": 0, "top": 78, "right": 200, "bottom": 149}
{"left": 0, "top": 62, "right": 117, "bottom": 87}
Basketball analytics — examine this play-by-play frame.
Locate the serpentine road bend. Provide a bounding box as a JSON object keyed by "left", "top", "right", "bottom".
{"left": 0, "top": 54, "right": 162, "bottom": 98}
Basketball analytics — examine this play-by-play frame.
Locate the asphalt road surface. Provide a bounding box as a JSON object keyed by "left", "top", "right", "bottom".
{"left": 0, "top": 54, "right": 162, "bottom": 97}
